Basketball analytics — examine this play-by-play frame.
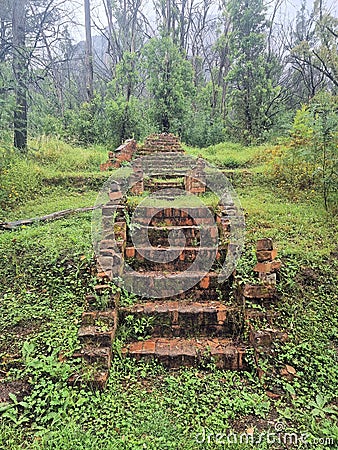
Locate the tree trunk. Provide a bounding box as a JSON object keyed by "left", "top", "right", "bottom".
{"left": 12, "top": 0, "right": 27, "bottom": 152}
{"left": 84, "top": 0, "right": 93, "bottom": 101}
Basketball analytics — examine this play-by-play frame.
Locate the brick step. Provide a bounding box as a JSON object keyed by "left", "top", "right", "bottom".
{"left": 119, "top": 301, "right": 243, "bottom": 338}
{"left": 141, "top": 162, "right": 190, "bottom": 169}
{"left": 127, "top": 224, "right": 218, "bottom": 247}
{"left": 136, "top": 149, "right": 184, "bottom": 156}
{"left": 124, "top": 246, "right": 226, "bottom": 271}
{"left": 144, "top": 168, "right": 190, "bottom": 174}
{"left": 78, "top": 326, "right": 115, "bottom": 348}
{"left": 132, "top": 207, "right": 216, "bottom": 226}
{"left": 73, "top": 347, "right": 112, "bottom": 369}
{"left": 121, "top": 337, "right": 247, "bottom": 369}
{"left": 132, "top": 206, "right": 215, "bottom": 217}
{"left": 145, "top": 181, "right": 184, "bottom": 191}
{"left": 137, "top": 152, "right": 190, "bottom": 160}
{"left": 122, "top": 270, "right": 233, "bottom": 300}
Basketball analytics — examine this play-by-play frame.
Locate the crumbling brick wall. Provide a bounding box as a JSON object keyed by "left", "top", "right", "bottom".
{"left": 100, "top": 139, "right": 137, "bottom": 171}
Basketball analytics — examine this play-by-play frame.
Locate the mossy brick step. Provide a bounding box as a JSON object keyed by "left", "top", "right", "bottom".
{"left": 81, "top": 309, "right": 117, "bottom": 328}
{"left": 145, "top": 181, "right": 185, "bottom": 191}
{"left": 127, "top": 224, "right": 218, "bottom": 247}
{"left": 144, "top": 168, "right": 191, "bottom": 176}
{"left": 243, "top": 284, "right": 276, "bottom": 299}
{"left": 136, "top": 147, "right": 183, "bottom": 156}
{"left": 68, "top": 369, "right": 109, "bottom": 390}
{"left": 249, "top": 328, "right": 288, "bottom": 354}
{"left": 122, "top": 271, "right": 232, "bottom": 300}
{"left": 140, "top": 154, "right": 191, "bottom": 163}
{"left": 78, "top": 326, "right": 115, "bottom": 348}
{"left": 133, "top": 206, "right": 215, "bottom": 218}
{"left": 119, "top": 301, "right": 242, "bottom": 338}
{"left": 121, "top": 337, "right": 247, "bottom": 369}
{"left": 142, "top": 158, "right": 189, "bottom": 165}
{"left": 124, "top": 246, "right": 226, "bottom": 271}
{"left": 132, "top": 209, "right": 216, "bottom": 227}
{"left": 73, "top": 347, "right": 112, "bottom": 369}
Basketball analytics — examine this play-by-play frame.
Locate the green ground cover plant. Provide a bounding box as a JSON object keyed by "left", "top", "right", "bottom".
{"left": 0, "top": 137, "right": 337, "bottom": 449}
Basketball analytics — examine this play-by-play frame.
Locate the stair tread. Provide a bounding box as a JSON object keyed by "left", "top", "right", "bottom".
{"left": 122, "top": 337, "right": 245, "bottom": 356}
{"left": 134, "top": 225, "right": 216, "bottom": 229}
{"left": 73, "top": 347, "right": 111, "bottom": 357}
{"left": 123, "top": 270, "right": 220, "bottom": 278}
{"left": 125, "top": 246, "right": 218, "bottom": 251}
{"left": 78, "top": 326, "right": 114, "bottom": 336}
{"left": 120, "top": 300, "right": 236, "bottom": 313}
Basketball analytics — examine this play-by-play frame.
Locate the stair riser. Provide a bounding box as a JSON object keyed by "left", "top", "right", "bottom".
{"left": 133, "top": 217, "right": 216, "bottom": 227}
{"left": 145, "top": 182, "right": 184, "bottom": 191}
{"left": 79, "top": 333, "right": 113, "bottom": 348}
{"left": 119, "top": 310, "right": 242, "bottom": 338}
{"left": 128, "top": 226, "right": 218, "bottom": 247}
{"left": 122, "top": 288, "right": 229, "bottom": 302}
{"left": 125, "top": 248, "right": 226, "bottom": 272}
{"left": 125, "top": 258, "right": 225, "bottom": 272}
{"left": 123, "top": 351, "right": 246, "bottom": 370}
{"left": 81, "top": 351, "right": 112, "bottom": 370}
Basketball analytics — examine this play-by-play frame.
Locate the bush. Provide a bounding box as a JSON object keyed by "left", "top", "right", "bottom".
{"left": 0, "top": 148, "right": 43, "bottom": 213}
{"left": 269, "top": 92, "right": 338, "bottom": 211}
{"left": 63, "top": 94, "right": 153, "bottom": 148}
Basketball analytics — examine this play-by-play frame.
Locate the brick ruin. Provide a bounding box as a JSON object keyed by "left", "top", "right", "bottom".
{"left": 71, "top": 134, "right": 286, "bottom": 388}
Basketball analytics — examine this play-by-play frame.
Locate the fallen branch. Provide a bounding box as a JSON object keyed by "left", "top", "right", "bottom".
{"left": 0, "top": 205, "right": 102, "bottom": 231}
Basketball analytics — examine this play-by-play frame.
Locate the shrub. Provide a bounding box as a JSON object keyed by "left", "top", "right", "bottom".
{"left": 269, "top": 92, "right": 338, "bottom": 211}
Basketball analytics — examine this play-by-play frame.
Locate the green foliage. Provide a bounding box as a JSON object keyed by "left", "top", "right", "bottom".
{"left": 185, "top": 141, "right": 263, "bottom": 168}
{"left": 1, "top": 138, "right": 338, "bottom": 449}
{"left": 0, "top": 137, "right": 107, "bottom": 215}
{"left": 0, "top": 62, "right": 15, "bottom": 145}
{"left": 270, "top": 92, "right": 338, "bottom": 210}
{"left": 64, "top": 94, "right": 152, "bottom": 147}
{"left": 182, "top": 82, "right": 227, "bottom": 147}
{"left": 225, "top": 0, "right": 281, "bottom": 143}
{"left": 143, "top": 37, "right": 195, "bottom": 134}
{"left": 0, "top": 149, "right": 43, "bottom": 211}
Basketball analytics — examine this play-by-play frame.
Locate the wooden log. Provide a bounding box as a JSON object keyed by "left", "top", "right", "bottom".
{"left": 0, "top": 205, "right": 102, "bottom": 231}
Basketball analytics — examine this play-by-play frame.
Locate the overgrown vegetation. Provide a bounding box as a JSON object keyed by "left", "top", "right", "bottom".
{"left": 1, "top": 0, "right": 337, "bottom": 446}
{"left": 0, "top": 132, "right": 337, "bottom": 449}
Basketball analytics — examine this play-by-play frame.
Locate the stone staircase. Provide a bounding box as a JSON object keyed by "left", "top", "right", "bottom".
{"left": 117, "top": 198, "right": 247, "bottom": 370}
{"left": 70, "top": 133, "right": 286, "bottom": 388}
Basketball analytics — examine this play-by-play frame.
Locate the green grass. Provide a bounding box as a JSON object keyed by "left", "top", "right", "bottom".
{"left": 2, "top": 190, "right": 99, "bottom": 222}
{"left": 0, "top": 138, "right": 337, "bottom": 449}
{"left": 185, "top": 141, "right": 265, "bottom": 169}
{"left": 28, "top": 136, "right": 108, "bottom": 172}
{"left": 0, "top": 137, "right": 110, "bottom": 219}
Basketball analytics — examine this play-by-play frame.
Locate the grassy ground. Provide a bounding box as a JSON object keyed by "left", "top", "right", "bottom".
{"left": 0, "top": 138, "right": 337, "bottom": 449}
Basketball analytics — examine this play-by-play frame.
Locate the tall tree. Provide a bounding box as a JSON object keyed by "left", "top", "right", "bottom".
{"left": 143, "top": 36, "right": 194, "bottom": 133}
{"left": 84, "top": 0, "right": 93, "bottom": 101}
{"left": 225, "top": 0, "right": 280, "bottom": 143}
{"left": 12, "top": 0, "right": 28, "bottom": 151}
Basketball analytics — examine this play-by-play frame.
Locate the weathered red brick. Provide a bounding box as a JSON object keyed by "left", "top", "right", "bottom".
{"left": 125, "top": 247, "right": 135, "bottom": 258}
{"left": 256, "top": 238, "right": 273, "bottom": 251}
{"left": 253, "top": 260, "right": 281, "bottom": 273}
{"left": 243, "top": 284, "right": 275, "bottom": 299}
{"left": 109, "top": 191, "right": 123, "bottom": 201}
{"left": 142, "top": 341, "right": 156, "bottom": 352}
{"left": 256, "top": 249, "right": 277, "bottom": 262}
{"left": 200, "top": 276, "right": 210, "bottom": 289}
